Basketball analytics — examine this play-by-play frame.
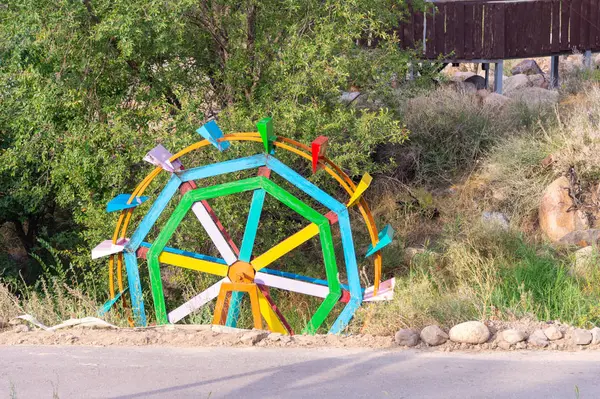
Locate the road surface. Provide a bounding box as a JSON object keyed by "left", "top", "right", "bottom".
{"left": 1, "top": 345, "right": 599, "bottom": 398}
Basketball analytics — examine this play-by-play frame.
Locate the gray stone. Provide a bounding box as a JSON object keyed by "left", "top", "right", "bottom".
{"left": 559, "top": 230, "right": 600, "bottom": 247}
{"left": 590, "top": 327, "right": 600, "bottom": 345}
{"left": 420, "top": 325, "right": 449, "bottom": 346}
{"left": 449, "top": 321, "right": 490, "bottom": 344}
{"left": 465, "top": 75, "right": 486, "bottom": 90}
{"left": 403, "top": 247, "right": 425, "bottom": 264}
{"left": 497, "top": 340, "right": 511, "bottom": 350}
{"left": 543, "top": 325, "right": 563, "bottom": 341}
{"left": 266, "top": 333, "right": 283, "bottom": 342}
{"left": 515, "top": 341, "right": 527, "bottom": 350}
{"left": 528, "top": 330, "right": 549, "bottom": 347}
{"left": 482, "top": 92, "right": 511, "bottom": 108}
{"left": 507, "top": 87, "right": 559, "bottom": 110}
{"left": 395, "top": 329, "right": 420, "bottom": 347}
{"left": 501, "top": 329, "right": 527, "bottom": 344}
{"left": 571, "top": 329, "right": 593, "bottom": 345}
{"left": 13, "top": 324, "right": 30, "bottom": 333}
{"left": 240, "top": 330, "right": 269, "bottom": 345}
{"left": 481, "top": 212, "right": 510, "bottom": 230}
{"left": 511, "top": 59, "right": 544, "bottom": 76}
{"left": 340, "top": 91, "right": 360, "bottom": 103}
{"left": 570, "top": 246, "right": 600, "bottom": 278}
{"left": 504, "top": 74, "right": 532, "bottom": 93}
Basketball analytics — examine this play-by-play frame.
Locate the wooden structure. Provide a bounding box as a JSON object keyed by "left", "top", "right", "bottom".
{"left": 399, "top": 0, "right": 599, "bottom": 91}
{"left": 92, "top": 119, "right": 396, "bottom": 335}
{"left": 401, "top": 0, "right": 600, "bottom": 61}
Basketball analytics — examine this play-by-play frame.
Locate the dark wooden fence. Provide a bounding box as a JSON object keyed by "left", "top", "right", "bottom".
{"left": 400, "top": 0, "right": 600, "bottom": 61}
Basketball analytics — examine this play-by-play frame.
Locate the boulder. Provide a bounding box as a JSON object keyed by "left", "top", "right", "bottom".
{"left": 511, "top": 59, "right": 545, "bottom": 75}
{"left": 497, "top": 340, "right": 512, "bottom": 350}
{"left": 451, "top": 71, "right": 476, "bottom": 82}
{"left": 591, "top": 327, "right": 600, "bottom": 345}
{"left": 465, "top": 75, "right": 486, "bottom": 90}
{"left": 403, "top": 247, "right": 425, "bottom": 264}
{"left": 420, "top": 325, "right": 449, "bottom": 346}
{"left": 539, "top": 176, "right": 590, "bottom": 242}
{"left": 482, "top": 92, "right": 511, "bottom": 108}
{"left": 543, "top": 325, "right": 563, "bottom": 341}
{"left": 481, "top": 211, "right": 510, "bottom": 230}
{"left": 504, "top": 74, "right": 532, "bottom": 93}
{"left": 528, "top": 74, "right": 548, "bottom": 89}
{"left": 449, "top": 321, "right": 490, "bottom": 344}
{"left": 507, "top": 87, "right": 559, "bottom": 110}
{"left": 240, "top": 330, "right": 269, "bottom": 345}
{"left": 571, "top": 329, "right": 593, "bottom": 345}
{"left": 528, "top": 329, "right": 549, "bottom": 347}
{"left": 571, "top": 246, "right": 600, "bottom": 278}
{"left": 501, "top": 329, "right": 527, "bottom": 344}
{"left": 395, "top": 329, "right": 420, "bottom": 347}
{"left": 559, "top": 229, "right": 600, "bottom": 247}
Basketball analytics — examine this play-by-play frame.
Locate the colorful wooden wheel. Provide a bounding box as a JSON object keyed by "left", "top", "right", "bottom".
{"left": 92, "top": 118, "right": 395, "bottom": 334}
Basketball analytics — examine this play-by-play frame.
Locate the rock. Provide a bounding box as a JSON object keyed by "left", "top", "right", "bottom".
{"left": 501, "top": 329, "right": 527, "bottom": 344}
{"left": 543, "top": 325, "right": 563, "bottom": 341}
{"left": 481, "top": 211, "right": 510, "bottom": 230}
{"left": 449, "top": 321, "right": 490, "bottom": 344}
{"left": 240, "top": 330, "right": 269, "bottom": 345}
{"left": 515, "top": 341, "right": 527, "bottom": 350}
{"left": 340, "top": 91, "right": 360, "bottom": 103}
{"left": 511, "top": 59, "right": 545, "bottom": 75}
{"left": 420, "top": 325, "right": 449, "bottom": 346}
{"left": 451, "top": 71, "right": 476, "bottom": 82}
{"left": 395, "top": 328, "right": 420, "bottom": 347}
{"left": 590, "top": 327, "right": 600, "bottom": 345}
{"left": 13, "top": 324, "right": 30, "bottom": 333}
{"left": 211, "top": 325, "right": 250, "bottom": 334}
{"left": 528, "top": 330, "right": 549, "bottom": 347}
{"left": 507, "top": 87, "right": 559, "bottom": 110}
{"left": 482, "top": 92, "right": 511, "bottom": 108}
{"left": 528, "top": 74, "right": 548, "bottom": 89}
{"left": 560, "top": 230, "right": 600, "bottom": 247}
{"left": 541, "top": 154, "right": 556, "bottom": 168}
{"left": 539, "top": 176, "right": 590, "bottom": 242}
{"left": 497, "top": 340, "right": 511, "bottom": 350}
{"left": 570, "top": 246, "right": 600, "bottom": 278}
{"left": 267, "top": 333, "right": 283, "bottom": 342}
{"left": 465, "top": 75, "right": 486, "bottom": 90}
{"left": 452, "top": 81, "right": 477, "bottom": 94}
{"left": 571, "top": 329, "right": 592, "bottom": 345}
{"left": 404, "top": 247, "right": 425, "bottom": 264}
{"left": 595, "top": 54, "right": 600, "bottom": 67}
{"left": 504, "top": 74, "right": 532, "bottom": 93}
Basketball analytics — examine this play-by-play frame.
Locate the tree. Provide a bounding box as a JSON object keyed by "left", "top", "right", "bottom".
{"left": 0, "top": 0, "right": 415, "bottom": 281}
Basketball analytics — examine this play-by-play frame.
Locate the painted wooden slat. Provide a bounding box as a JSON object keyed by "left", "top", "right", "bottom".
{"left": 251, "top": 222, "right": 320, "bottom": 271}
{"left": 311, "top": 136, "right": 329, "bottom": 173}
{"left": 139, "top": 242, "right": 227, "bottom": 264}
{"left": 257, "top": 288, "right": 289, "bottom": 335}
{"left": 190, "top": 201, "right": 238, "bottom": 265}
{"left": 126, "top": 174, "right": 182, "bottom": 251}
{"left": 123, "top": 251, "right": 147, "bottom": 326}
{"left": 92, "top": 238, "right": 129, "bottom": 260}
{"left": 196, "top": 120, "right": 230, "bottom": 151}
{"left": 178, "top": 154, "right": 266, "bottom": 183}
{"left": 168, "top": 278, "right": 227, "bottom": 323}
{"left": 257, "top": 117, "right": 276, "bottom": 154}
{"left": 255, "top": 272, "right": 330, "bottom": 298}
{"left": 363, "top": 278, "right": 396, "bottom": 302}
{"left": 346, "top": 173, "right": 373, "bottom": 207}
{"left": 154, "top": 250, "right": 229, "bottom": 276}
{"left": 143, "top": 144, "right": 182, "bottom": 172}
{"left": 106, "top": 194, "right": 149, "bottom": 213}
{"left": 365, "top": 224, "right": 395, "bottom": 258}
{"left": 213, "top": 283, "right": 262, "bottom": 330}
{"left": 257, "top": 284, "right": 293, "bottom": 334}
{"left": 266, "top": 157, "right": 345, "bottom": 213}
{"left": 98, "top": 288, "right": 128, "bottom": 316}
{"left": 260, "top": 267, "right": 359, "bottom": 293}
{"left": 239, "top": 188, "right": 268, "bottom": 262}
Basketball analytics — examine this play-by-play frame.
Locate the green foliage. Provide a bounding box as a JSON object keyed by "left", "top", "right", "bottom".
{"left": 0, "top": 0, "right": 416, "bottom": 284}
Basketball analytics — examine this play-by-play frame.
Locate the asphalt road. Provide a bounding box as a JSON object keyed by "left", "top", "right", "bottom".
{"left": 1, "top": 345, "right": 599, "bottom": 398}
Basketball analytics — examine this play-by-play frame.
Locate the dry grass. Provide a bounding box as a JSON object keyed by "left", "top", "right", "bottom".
{"left": 0, "top": 283, "right": 21, "bottom": 326}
